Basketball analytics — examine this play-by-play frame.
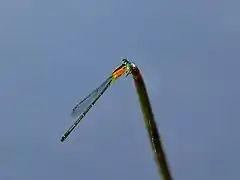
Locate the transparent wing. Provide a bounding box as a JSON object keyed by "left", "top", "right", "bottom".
{"left": 71, "top": 76, "right": 113, "bottom": 118}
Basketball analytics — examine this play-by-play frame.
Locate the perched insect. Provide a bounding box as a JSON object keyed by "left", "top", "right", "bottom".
{"left": 61, "top": 59, "right": 136, "bottom": 142}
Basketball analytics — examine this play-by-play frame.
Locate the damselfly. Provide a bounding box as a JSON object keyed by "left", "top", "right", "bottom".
{"left": 60, "top": 59, "right": 135, "bottom": 142}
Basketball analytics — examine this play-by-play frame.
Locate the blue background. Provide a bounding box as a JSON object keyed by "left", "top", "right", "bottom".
{"left": 0, "top": 0, "right": 239, "bottom": 179}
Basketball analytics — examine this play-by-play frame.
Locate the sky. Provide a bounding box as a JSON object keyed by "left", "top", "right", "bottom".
{"left": 0, "top": 0, "right": 239, "bottom": 179}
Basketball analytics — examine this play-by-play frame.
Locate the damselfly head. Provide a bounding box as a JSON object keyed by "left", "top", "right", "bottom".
{"left": 121, "top": 58, "right": 137, "bottom": 76}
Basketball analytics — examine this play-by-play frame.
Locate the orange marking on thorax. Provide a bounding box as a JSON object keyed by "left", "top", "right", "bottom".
{"left": 112, "top": 66, "right": 126, "bottom": 80}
